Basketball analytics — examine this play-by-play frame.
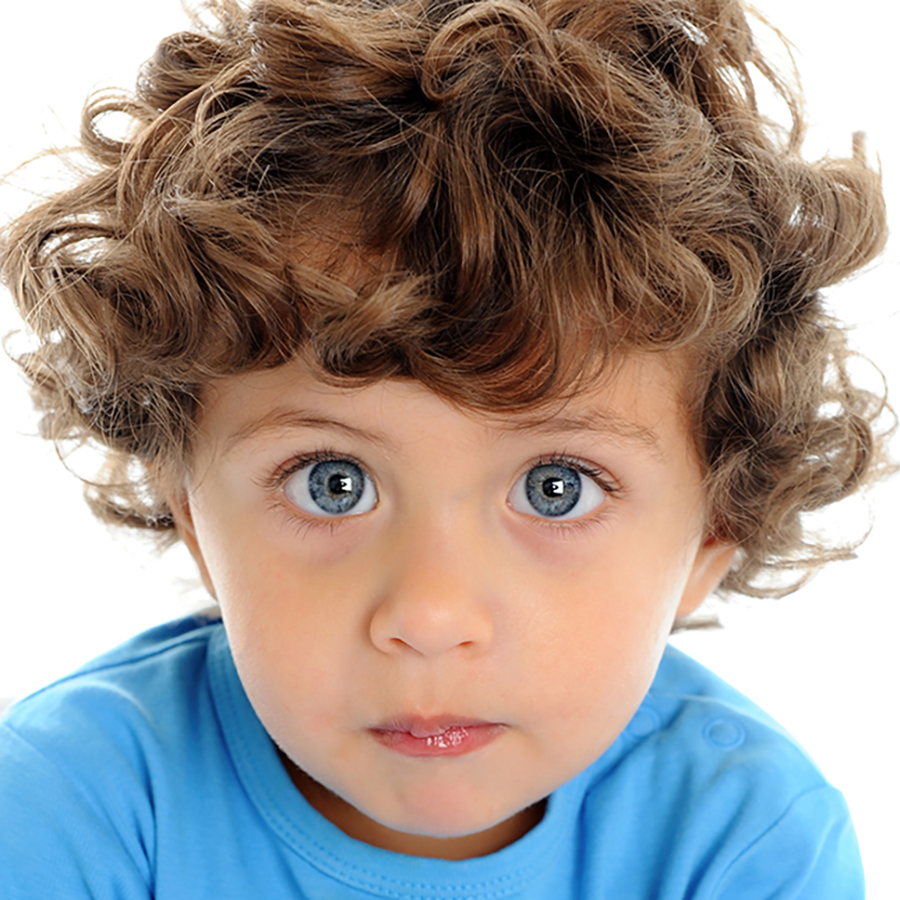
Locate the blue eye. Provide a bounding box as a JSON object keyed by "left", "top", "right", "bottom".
{"left": 509, "top": 462, "right": 608, "bottom": 520}
{"left": 283, "top": 458, "right": 377, "bottom": 517}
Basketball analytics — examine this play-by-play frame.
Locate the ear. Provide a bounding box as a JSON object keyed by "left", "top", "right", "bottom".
{"left": 168, "top": 490, "right": 218, "bottom": 601}
{"left": 675, "top": 535, "right": 737, "bottom": 619}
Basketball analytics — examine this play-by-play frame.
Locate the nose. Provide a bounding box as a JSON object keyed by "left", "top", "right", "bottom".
{"left": 368, "top": 518, "right": 495, "bottom": 658}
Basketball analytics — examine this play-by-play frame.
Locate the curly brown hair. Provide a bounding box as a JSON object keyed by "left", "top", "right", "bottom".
{"left": 1, "top": 0, "right": 892, "bottom": 605}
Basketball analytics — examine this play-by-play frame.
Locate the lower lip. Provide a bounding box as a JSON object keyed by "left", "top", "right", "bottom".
{"left": 369, "top": 724, "right": 505, "bottom": 757}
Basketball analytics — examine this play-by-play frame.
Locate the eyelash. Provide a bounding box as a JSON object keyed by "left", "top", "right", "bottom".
{"left": 258, "top": 449, "right": 359, "bottom": 492}
{"left": 258, "top": 449, "right": 623, "bottom": 536}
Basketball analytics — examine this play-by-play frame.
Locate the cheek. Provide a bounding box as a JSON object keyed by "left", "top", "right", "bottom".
{"left": 192, "top": 476, "right": 335, "bottom": 621}
{"left": 220, "top": 569, "right": 355, "bottom": 760}
{"left": 188, "top": 494, "right": 356, "bottom": 718}
{"left": 515, "top": 521, "right": 697, "bottom": 722}
{"left": 220, "top": 558, "right": 351, "bottom": 698}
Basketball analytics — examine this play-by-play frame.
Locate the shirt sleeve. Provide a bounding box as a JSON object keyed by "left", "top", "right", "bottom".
{"left": 710, "top": 786, "right": 865, "bottom": 900}
{"left": 0, "top": 722, "right": 152, "bottom": 900}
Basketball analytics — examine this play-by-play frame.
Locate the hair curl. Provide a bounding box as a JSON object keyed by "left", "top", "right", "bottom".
{"left": 1, "top": 0, "right": 892, "bottom": 607}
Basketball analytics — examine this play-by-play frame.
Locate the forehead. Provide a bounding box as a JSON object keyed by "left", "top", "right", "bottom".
{"left": 196, "top": 350, "right": 691, "bottom": 465}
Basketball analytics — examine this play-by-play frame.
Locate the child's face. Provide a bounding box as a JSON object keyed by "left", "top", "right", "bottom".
{"left": 173, "top": 351, "right": 734, "bottom": 859}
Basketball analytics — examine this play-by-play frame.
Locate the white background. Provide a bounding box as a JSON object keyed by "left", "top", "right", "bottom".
{"left": 1, "top": 1, "right": 897, "bottom": 895}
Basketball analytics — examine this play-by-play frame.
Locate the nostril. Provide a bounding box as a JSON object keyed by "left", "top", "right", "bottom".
{"left": 386, "top": 636, "right": 425, "bottom": 655}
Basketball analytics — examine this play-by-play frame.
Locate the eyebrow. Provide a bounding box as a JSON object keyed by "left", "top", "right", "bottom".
{"left": 223, "top": 409, "right": 397, "bottom": 455}
{"left": 501, "top": 410, "right": 666, "bottom": 461}
{"left": 223, "top": 405, "right": 665, "bottom": 461}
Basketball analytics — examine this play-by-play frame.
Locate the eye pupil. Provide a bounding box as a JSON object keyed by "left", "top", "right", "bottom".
{"left": 329, "top": 474, "right": 353, "bottom": 494}
{"left": 544, "top": 479, "right": 565, "bottom": 497}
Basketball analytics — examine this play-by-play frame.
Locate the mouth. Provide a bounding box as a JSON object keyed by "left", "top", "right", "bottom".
{"left": 369, "top": 716, "right": 506, "bottom": 758}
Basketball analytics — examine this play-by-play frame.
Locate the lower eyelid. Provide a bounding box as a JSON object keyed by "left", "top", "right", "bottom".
{"left": 537, "top": 515, "right": 610, "bottom": 535}
{"left": 267, "top": 499, "right": 347, "bottom": 536}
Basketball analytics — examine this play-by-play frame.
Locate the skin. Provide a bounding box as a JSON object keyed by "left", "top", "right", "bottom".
{"left": 170, "top": 351, "right": 735, "bottom": 860}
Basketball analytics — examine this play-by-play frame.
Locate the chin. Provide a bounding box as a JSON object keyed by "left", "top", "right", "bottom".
{"left": 373, "top": 780, "right": 535, "bottom": 840}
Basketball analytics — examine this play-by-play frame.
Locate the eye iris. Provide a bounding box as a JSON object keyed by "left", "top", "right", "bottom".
{"left": 308, "top": 460, "right": 365, "bottom": 514}
{"left": 525, "top": 464, "right": 581, "bottom": 516}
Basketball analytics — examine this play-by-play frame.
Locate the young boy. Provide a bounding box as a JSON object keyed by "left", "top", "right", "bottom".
{"left": 0, "top": 0, "right": 891, "bottom": 896}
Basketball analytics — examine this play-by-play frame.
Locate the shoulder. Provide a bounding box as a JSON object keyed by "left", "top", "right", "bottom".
{"left": 573, "top": 644, "right": 864, "bottom": 899}
{"left": 3, "top": 610, "right": 221, "bottom": 714}
{"left": 645, "top": 643, "right": 822, "bottom": 785}
{"left": 636, "top": 644, "right": 844, "bottom": 823}
{"left": 2, "top": 614, "right": 221, "bottom": 746}
{"left": 0, "top": 613, "right": 225, "bottom": 898}
{"left": 1, "top": 610, "right": 226, "bottom": 789}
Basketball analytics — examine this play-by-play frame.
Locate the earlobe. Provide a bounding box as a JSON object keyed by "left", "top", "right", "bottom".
{"left": 168, "top": 491, "right": 218, "bottom": 601}
{"left": 675, "top": 537, "right": 737, "bottom": 619}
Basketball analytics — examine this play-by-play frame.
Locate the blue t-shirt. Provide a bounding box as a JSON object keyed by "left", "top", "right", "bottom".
{"left": 0, "top": 614, "right": 863, "bottom": 898}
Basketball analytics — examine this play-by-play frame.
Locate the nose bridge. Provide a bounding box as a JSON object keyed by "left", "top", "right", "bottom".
{"left": 368, "top": 507, "right": 495, "bottom": 658}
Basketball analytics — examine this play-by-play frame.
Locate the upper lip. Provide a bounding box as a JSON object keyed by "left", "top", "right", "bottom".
{"left": 370, "top": 716, "right": 499, "bottom": 737}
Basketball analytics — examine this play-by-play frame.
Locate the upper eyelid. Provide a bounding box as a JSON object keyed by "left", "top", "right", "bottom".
{"left": 255, "top": 449, "right": 372, "bottom": 491}
{"left": 526, "top": 454, "right": 622, "bottom": 493}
